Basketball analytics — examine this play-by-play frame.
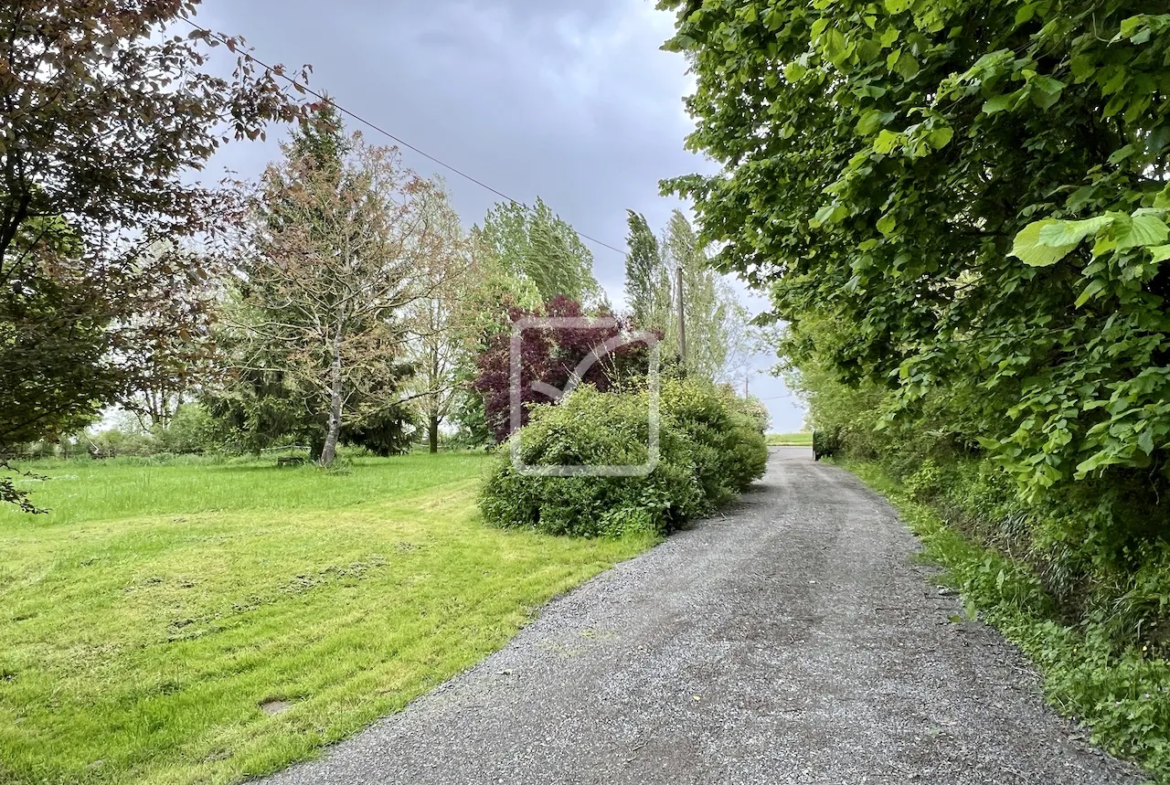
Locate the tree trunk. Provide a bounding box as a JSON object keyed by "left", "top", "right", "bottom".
{"left": 320, "top": 323, "right": 345, "bottom": 467}
{"left": 428, "top": 334, "right": 441, "bottom": 454}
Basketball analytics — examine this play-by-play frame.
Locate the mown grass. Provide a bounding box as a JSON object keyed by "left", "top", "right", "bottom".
{"left": 846, "top": 459, "right": 1167, "bottom": 785}
{"left": 766, "top": 432, "right": 812, "bottom": 447}
{"left": 0, "top": 454, "right": 655, "bottom": 785}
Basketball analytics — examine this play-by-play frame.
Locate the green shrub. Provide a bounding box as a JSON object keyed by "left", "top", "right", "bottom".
{"left": 661, "top": 379, "right": 767, "bottom": 507}
{"left": 479, "top": 380, "right": 768, "bottom": 538}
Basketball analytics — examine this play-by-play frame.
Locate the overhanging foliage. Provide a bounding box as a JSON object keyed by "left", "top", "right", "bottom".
{"left": 659, "top": 0, "right": 1170, "bottom": 494}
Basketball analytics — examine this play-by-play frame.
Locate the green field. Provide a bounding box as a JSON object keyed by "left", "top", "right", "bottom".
{"left": 0, "top": 454, "right": 654, "bottom": 785}
{"left": 766, "top": 432, "right": 812, "bottom": 447}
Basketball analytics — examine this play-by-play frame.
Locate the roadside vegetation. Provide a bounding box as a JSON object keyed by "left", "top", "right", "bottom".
{"left": 766, "top": 433, "right": 812, "bottom": 447}
{"left": 0, "top": 453, "right": 655, "bottom": 785}
{"left": 481, "top": 380, "right": 768, "bottom": 537}
{"left": 850, "top": 461, "right": 1170, "bottom": 781}
{"left": 659, "top": 0, "right": 1170, "bottom": 779}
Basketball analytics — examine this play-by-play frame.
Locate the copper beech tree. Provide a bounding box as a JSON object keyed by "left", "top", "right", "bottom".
{"left": 228, "top": 127, "right": 463, "bottom": 467}
{"left": 0, "top": 0, "right": 311, "bottom": 506}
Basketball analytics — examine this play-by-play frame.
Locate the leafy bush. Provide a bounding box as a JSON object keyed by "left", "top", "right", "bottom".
{"left": 663, "top": 381, "right": 768, "bottom": 507}
{"left": 479, "top": 380, "right": 767, "bottom": 538}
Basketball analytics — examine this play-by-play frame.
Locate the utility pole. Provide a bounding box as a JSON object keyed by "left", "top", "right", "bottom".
{"left": 676, "top": 264, "right": 686, "bottom": 369}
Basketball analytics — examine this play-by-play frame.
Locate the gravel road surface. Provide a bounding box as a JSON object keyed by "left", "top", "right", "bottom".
{"left": 264, "top": 447, "right": 1141, "bottom": 785}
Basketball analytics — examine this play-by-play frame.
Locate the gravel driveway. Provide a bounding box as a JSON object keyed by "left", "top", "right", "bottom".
{"left": 263, "top": 447, "right": 1142, "bottom": 785}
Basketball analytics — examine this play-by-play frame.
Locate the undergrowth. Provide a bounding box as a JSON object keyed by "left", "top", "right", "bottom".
{"left": 848, "top": 460, "right": 1170, "bottom": 784}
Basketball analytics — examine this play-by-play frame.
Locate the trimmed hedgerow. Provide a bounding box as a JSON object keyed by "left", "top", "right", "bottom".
{"left": 479, "top": 380, "right": 767, "bottom": 538}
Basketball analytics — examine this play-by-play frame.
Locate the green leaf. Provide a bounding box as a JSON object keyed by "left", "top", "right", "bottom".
{"left": 822, "top": 29, "right": 848, "bottom": 67}
{"left": 785, "top": 62, "right": 808, "bottom": 82}
{"left": 874, "top": 130, "right": 901, "bottom": 154}
{"left": 890, "top": 51, "right": 920, "bottom": 79}
{"left": 1037, "top": 215, "right": 1115, "bottom": 248}
{"left": 856, "top": 110, "right": 894, "bottom": 135}
{"left": 1028, "top": 75, "right": 1064, "bottom": 110}
{"left": 1138, "top": 425, "right": 1155, "bottom": 455}
{"left": 982, "top": 93, "right": 1017, "bottom": 115}
{"left": 1074, "top": 278, "right": 1106, "bottom": 308}
{"left": 1107, "top": 144, "right": 1137, "bottom": 165}
{"left": 927, "top": 126, "right": 954, "bottom": 150}
{"left": 1114, "top": 214, "right": 1170, "bottom": 251}
{"left": 811, "top": 204, "right": 847, "bottom": 228}
{"left": 1066, "top": 186, "right": 1096, "bottom": 211}
{"left": 884, "top": 0, "right": 910, "bottom": 13}
{"left": 1149, "top": 245, "right": 1170, "bottom": 262}
{"left": 1010, "top": 220, "right": 1078, "bottom": 267}
{"left": 1070, "top": 53, "right": 1095, "bottom": 83}
{"left": 1118, "top": 15, "right": 1148, "bottom": 40}
{"left": 876, "top": 213, "right": 897, "bottom": 236}
{"left": 1014, "top": 3, "right": 1036, "bottom": 26}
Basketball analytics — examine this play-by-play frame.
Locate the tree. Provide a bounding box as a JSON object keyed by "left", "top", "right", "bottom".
{"left": 1, "top": 0, "right": 308, "bottom": 505}
{"left": 444, "top": 232, "right": 542, "bottom": 446}
{"left": 634, "top": 210, "right": 737, "bottom": 382}
{"left": 478, "top": 198, "right": 604, "bottom": 306}
{"left": 624, "top": 210, "right": 663, "bottom": 326}
{"left": 226, "top": 122, "right": 453, "bottom": 466}
{"left": 664, "top": 211, "right": 729, "bottom": 380}
{"left": 404, "top": 179, "right": 471, "bottom": 453}
{"left": 623, "top": 208, "right": 760, "bottom": 384}
{"left": 658, "top": 0, "right": 1170, "bottom": 496}
{"left": 472, "top": 297, "right": 652, "bottom": 443}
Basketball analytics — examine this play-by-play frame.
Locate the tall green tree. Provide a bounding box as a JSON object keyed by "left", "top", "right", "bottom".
{"left": 658, "top": 0, "right": 1170, "bottom": 496}
{"left": 478, "top": 197, "right": 603, "bottom": 306}
{"left": 444, "top": 232, "right": 542, "bottom": 446}
{"left": 624, "top": 210, "right": 663, "bottom": 325}
{"left": 642, "top": 210, "right": 740, "bottom": 382}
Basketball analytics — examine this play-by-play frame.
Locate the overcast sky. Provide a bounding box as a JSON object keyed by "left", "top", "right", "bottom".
{"left": 196, "top": 0, "right": 805, "bottom": 431}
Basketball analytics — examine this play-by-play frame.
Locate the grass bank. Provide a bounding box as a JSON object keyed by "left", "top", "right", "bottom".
{"left": 766, "top": 432, "right": 812, "bottom": 447}
{"left": 846, "top": 459, "right": 1169, "bottom": 785}
{"left": 0, "top": 454, "right": 654, "bottom": 785}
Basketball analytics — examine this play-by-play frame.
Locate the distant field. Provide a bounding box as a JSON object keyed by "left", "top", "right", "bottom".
{"left": 0, "top": 454, "right": 653, "bottom": 785}
{"left": 766, "top": 432, "right": 813, "bottom": 447}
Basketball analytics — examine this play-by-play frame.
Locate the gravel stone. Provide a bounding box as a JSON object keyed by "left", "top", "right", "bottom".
{"left": 261, "top": 448, "right": 1143, "bottom": 785}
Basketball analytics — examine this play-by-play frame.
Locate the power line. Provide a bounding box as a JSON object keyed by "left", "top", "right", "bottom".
{"left": 180, "top": 17, "right": 629, "bottom": 258}
{"left": 758, "top": 392, "right": 798, "bottom": 402}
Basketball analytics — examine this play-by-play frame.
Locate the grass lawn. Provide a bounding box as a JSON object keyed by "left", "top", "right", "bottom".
{"left": 765, "top": 432, "right": 812, "bottom": 447}
{"left": 0, "top": 454, "right": 654, "bottom": 785}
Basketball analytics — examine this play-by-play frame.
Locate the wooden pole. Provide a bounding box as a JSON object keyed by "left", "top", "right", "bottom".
{"left": 676, "top": 264, "right": 687, "bottom": 368}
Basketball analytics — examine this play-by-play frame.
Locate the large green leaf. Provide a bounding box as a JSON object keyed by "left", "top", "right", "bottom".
{"left": 1037, "top": 215, "right": 1115, "bottom": 248}
{"left": 927, "top": 126, "right": 954, "bottom": 150}
{"left": 1149, "top": 245, "right": 1170, "bottom": 262}
{"left": 1114, "top": 214, "right": 1170, "bottom": 250}
{"left": 1010, "top": 220, "right": 1078, "bottom": 267}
